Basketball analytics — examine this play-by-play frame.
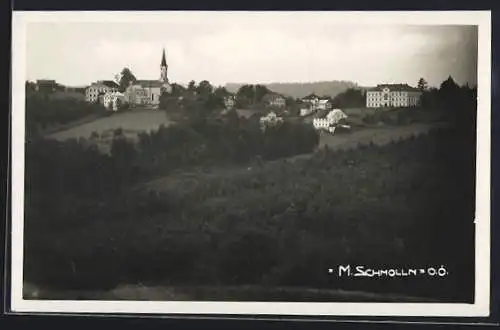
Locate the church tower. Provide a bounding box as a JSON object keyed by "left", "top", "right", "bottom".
{"left": 160, "top": 48, "right": 169, "bottom": 84}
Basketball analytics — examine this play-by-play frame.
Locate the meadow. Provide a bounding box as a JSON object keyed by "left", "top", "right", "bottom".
{"left": 23, "top": 123, "right": 475, "bottom": 302}
{"left": 46, "top": 109, "right": 173, "bottom": 141}
{"left": 22, "top": 81, "right": 477, "bottom": 302}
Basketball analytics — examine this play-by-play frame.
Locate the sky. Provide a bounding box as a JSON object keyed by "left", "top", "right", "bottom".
{"left": 24, "top": 13, "right": 478, "bottom": 88}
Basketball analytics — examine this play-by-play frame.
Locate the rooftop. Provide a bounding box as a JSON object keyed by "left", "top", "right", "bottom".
{"left": 136, "top": 80, "right": 165, "bottom": 88}
{"left": 262, "top": 92, "right": 285, "bottom": 102}
{"left": 303, "top": 93, "right": 320, "bottom": 99}
{"left": 92, "top": 80, "right": 120, "bottom": 88}
{"left": 368, "top": 84, "right": 420, "bottom": 92}
{"left": 36, "top": 79, "right": 56, "bottom": 84}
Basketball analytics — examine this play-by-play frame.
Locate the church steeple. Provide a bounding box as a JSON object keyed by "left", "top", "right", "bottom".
{"left": 160, "top": 47, "right": 169, "bottom": 84}
{"left": 161, "top": 48, "right": 167, "bottom": 68}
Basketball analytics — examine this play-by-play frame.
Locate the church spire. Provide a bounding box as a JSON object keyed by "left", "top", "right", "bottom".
{"left": 160, "top": 47, "right": 169, "bottom": 85}
{"left": 161, "top": 48, "right": 167, "bottom": 68}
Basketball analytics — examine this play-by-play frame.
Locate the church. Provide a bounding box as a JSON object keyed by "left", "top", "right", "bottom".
{"left": 125, "top": 48, "right": 172, "bottom": 108}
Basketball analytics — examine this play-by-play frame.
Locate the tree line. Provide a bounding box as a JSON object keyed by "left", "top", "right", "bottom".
{"left": 24, "top": 124, "right": 475, "bottom": 301}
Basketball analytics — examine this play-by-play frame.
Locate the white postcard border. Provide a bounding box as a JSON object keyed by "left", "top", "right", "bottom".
{"left": 10, "top": 10, "right": 492, "bottom": 317}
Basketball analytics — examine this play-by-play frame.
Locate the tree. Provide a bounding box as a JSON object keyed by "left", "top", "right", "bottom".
{"left": 331, "top": 88, "right": 365, "bottom": 108}
{"left": 170, "top": 83, "right": 186, "bottom": 97}
{"left": 214, "top": 86, "right": 230, "bottom": 98}
{"left": 204, "top": 93, "right": 224, "bottom": 112}
{"left": 118, "top": 68, "right": 137, "bottom": 92}
{"left": 439, "top": 76, "right": 460, "bottom": 95}
{"left": 196, "top": 80, "right": 213, "bottom": 96}
{"left": 188, "top": 80, "right": 197, "bottom": 92}
{"left": 419, "top": 87, "right": 440, "bottom": 110}
{"left": 159, "top": 92, "right": 179, "bottom": 111}
{"left": 116, "top": 98, "right": 126, "bottom": 111}
{"left": 25, "top": 81, "right": 36, "bottom": 93}
{"left": 417, "top": 78, "right": 428, "bottom": 91}
{"left": 254, "top": 85, "right": 270, "bottom": 103}
{"left": 236, "top": 85, "right": 255, "bottom": 107}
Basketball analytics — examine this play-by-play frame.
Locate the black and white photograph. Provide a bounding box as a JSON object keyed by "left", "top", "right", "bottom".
{"left": 10, "top": 11, "right": 491, "bottom": 317}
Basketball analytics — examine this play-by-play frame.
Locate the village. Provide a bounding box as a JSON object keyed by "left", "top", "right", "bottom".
{"left": 20, "top": 16, "right": 479, "bottom": 306}
{"left": 27, "top": 47, "right": 431, "bottom": 144}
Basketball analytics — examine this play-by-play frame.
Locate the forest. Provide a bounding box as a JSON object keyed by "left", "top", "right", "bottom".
{"left": 22, "top": 76, "right": 477, "bottom": 302}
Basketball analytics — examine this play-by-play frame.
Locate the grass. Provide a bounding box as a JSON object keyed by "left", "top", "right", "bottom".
{"left": 46, "top": 109, "right": 174, "bottom": 141}
{"left": 24, "top": 126, "right": 475, "bottom": 302}
{"left": 38, "top": 112, "right": 107, "bottom": 137}
{"left": 137, "top": 122, "right": 446, "bottom": 196}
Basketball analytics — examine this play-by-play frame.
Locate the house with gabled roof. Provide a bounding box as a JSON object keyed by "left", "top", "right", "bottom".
{"left": 302, "top": 93, "right": 320, "bottom": 101}
{"left": 223, "top": 94, "right": 236, "bottom": 109}
{"left": 85, "top": 80, "right": 120, "bottom": 103}
{"left": 262, "top": 92, "right": 286, "bottom": 108}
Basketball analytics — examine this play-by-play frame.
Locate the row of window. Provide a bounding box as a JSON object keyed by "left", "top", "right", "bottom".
{"left": 86, "top": 87, "right": 117, "bottom": 95}
{"left": 367, "top": 91, "right": 409, "bottom": 96}
{"left": 367, "top": 102, "right": 410, "bottom": 106}
{"left": 367, "top": 95, "right": 409, "bottom": 99}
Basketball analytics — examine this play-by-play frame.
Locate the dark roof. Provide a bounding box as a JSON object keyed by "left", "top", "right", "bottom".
{"left": 368, "top": 84, "right": 420, "bottom": 92}
{"left": 36, "top": 79, "right": 56, "bottom": 85}
{"left": 99, "top": 80, "right": 120, "bottom": 88}
{"left": 313, "top": 109, "right": 330, "bottom": 118}
{"left": 303, "top": 93, "right": 319, "bottom": 99}
{"left": 262, "top": 92, "right": 285, "bottom": 102}
{"left": 161, "top": 48, "right": 167, "bottom": 67}
{"left": 136, "top": 80, "right": 164, "bottom": 88}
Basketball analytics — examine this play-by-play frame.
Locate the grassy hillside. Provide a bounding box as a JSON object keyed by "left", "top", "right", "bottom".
{"left": 225, "top": 81, "right": 366, "bottom": 99}
{"left": 24, "top": 126, "right": 475, "bottom": 302}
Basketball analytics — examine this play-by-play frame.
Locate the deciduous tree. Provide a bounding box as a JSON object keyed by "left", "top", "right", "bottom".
{"left": 118, "top": 68, "right": 137, "bottom": 92}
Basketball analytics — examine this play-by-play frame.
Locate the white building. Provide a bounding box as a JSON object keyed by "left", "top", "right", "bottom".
{"left": 300, "top": 108, "right": 314, "bottom": 116}
{"left": 302, "top": 93, "right": 320, "bottom": 109}
{"left": 224, "top": 95, "right": 236, "bottom": 109}
{"left": 125, "top": 80, "right": 164, "bottom": 107}
{"left": 301, "top": 93, "right": 332, "bottom": 114}
{"left": 366, "top": 84, "right": 422, "bottom": 108}
{"left": 85, "top": 80, "right": 120, "bottom": 103}
{"left": 317, "top": 99, "right": 333, "bottom": 111}
{"left": 103, "top": 91, "right": 127, "bottom": 111}
{"left": 260, "top": 111, "right": 284, "bottom": 130}
{"left": 263, "top": 92, "right": 286, "bottom": 108}
{"left": 312, "top": 109, "right": 349, "bottom": 134}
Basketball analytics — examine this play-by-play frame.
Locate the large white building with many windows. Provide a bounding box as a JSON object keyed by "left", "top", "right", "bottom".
{"left": 366, "top": 84, "right": 422, "bottom": 108}
{"left": 85, "top": 80, "right": 120, "bottom": 103}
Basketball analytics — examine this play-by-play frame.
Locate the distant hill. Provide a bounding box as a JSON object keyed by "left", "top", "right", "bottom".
{"left": 225, "top": 81, "right": 368, "bottom": 99}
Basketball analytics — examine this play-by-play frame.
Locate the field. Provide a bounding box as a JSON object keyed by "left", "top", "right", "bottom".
{"left": 137, "top": 122, "right": 445, "bottom": 196}
{"left": 24, "top": 125, "right": 475, "bottom": 302}
{"left": 46, "top": 109, "right": 173, "bottom": 141}
{"left": 317, "top": 122, "right": 445, "bottom": 149}
{"left": 23, "top": 79, "right": 477, "bottom": 303}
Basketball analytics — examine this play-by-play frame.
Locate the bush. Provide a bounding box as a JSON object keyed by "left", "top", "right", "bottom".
{"left": 24, "top": 124, "right": 475, "bottom": 302}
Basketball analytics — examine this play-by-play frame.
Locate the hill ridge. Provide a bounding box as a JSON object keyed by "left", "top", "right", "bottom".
{"left": 225, "top": 80, "right": 370, "bottom": 99}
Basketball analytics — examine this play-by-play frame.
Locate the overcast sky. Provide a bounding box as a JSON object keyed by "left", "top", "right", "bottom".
{"left": 24, "top": 14, "right": 478, "bottom": 88}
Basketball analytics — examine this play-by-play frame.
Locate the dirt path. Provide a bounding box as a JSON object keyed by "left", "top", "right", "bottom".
{"left": 24, "top": 282, "right": 440, "bottom": 302}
